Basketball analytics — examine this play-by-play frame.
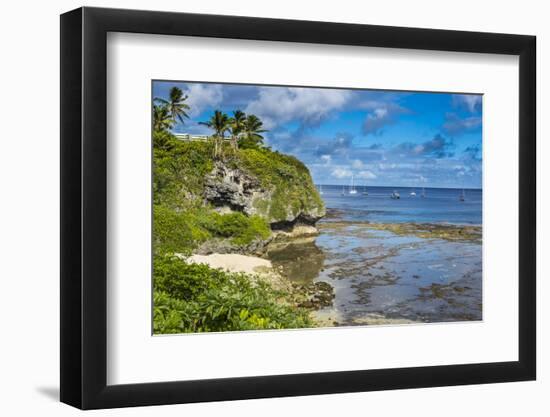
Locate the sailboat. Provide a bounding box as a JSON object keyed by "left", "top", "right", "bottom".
{"left": 362, "top": 182, "right": 369, "bottom": 196}
{"left": 349, "top": 175, "right": 357, "bottom": 195}
{"left": 318, "top": 184, "right": 324, "bottom": 195}
{"left": 421, "top": 187, "right": 426, "bottom": 198}
{"left": 459, "top": 189, "right": 465, "bottom": 202}
{"left": 341, "top": 185, "right": 346, "bottom": 196}
{"left": 410, "top": 188, "right": 417, "bottom": 197}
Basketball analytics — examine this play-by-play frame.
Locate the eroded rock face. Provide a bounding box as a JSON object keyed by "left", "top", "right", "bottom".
{"left": 204, "top": 162, "right": 325, "bottom": 229}
{"left": 203, "top": 163, "right": 268, "bottom": 215}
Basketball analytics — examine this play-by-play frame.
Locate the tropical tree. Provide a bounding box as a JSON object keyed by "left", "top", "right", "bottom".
{"left": 240, "top": 114, "right": 267, "bottom": 149}
{"left": 153, "top": 104, "right": 174, "bottom": 132}
{"left": 199, "top": 110, "right": 231, "bottom": 157}
{"left": 229, "top": 110, "right": 246, "bottom": 150}
{"left": 154, "top": 86, "right": 190, "bottom": 125}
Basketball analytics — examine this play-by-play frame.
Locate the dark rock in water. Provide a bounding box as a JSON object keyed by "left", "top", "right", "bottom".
{"left": 294, "top": 281, "right": 335, "bottom": 310}
{"left": 324, "top": 208, "right": 346, "bottom": 220}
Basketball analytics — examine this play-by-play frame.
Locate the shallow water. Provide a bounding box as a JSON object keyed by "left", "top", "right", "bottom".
{"left": 266, "top": 190, "right": 483, "bottom": 325}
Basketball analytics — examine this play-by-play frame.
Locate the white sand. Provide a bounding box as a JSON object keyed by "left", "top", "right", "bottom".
{"left": 186, "top": 253, "right": 273, "bottom": 275}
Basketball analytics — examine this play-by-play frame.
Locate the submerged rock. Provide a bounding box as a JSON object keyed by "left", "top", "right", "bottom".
{"left": 293, "top": 281, "right": 335, "bottom": 309}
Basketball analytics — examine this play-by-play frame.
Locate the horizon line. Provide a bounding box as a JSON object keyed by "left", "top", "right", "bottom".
{"left": 315, "top": 184, "right": 482, "bottom": 190}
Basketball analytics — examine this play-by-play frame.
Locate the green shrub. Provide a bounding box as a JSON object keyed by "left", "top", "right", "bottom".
{"left": 153, "top": 205, "right": 211, "bottom": 255}
{"left": 154, "top": 206, "right": 271, "bottom": 255}
{"left": 206, "top": 212, "right": 271, "bottom": 245}
{"left": 153, "top": 255, "right": 314, "bottom": 333}
{"left": 153, "top": 138, "right": 214, "bottom": 206}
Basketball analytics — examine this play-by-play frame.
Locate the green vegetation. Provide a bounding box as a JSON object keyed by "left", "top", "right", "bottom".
{"left": 154, "top": 205, "right": 270, "bottom": 255}
{"left": 153, "top": 132, "right": 324, "bottom": 249}
{"left": 239, "top": 148, "right": 324, "bottom": 222}
{"left": 153, "top": 86, "right": 190, "bottom": 132}
{"left": 199, "top": 110, "right": 231, "bottom": 158}
{"left": 200, "top": 109, "right": 268, "bottom": 155}
{"left": 153, "top": 256, "right": 314, "bottom": 333}
{"left": 240, "top": 114, "right": 267, "bottom": 150}
{"left": 151, "top": 86, "right": 324, "bottom": 334}
{"left": 228, "top": 110, "right": 246, "bottom": 150}
{"left": 152, "top": 133, "right": 273, "bottom": 255}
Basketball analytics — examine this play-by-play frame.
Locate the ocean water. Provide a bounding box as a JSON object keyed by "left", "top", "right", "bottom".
{"left": 318, "top": 185, "right": 482, "bottom": 225}
{"left": 266, "top": 185, "right": 483, "bottom": 325}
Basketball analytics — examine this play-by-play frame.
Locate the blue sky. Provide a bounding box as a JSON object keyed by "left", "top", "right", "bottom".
{"left": 153, "top": 81, "right": 482, "bottom": 188}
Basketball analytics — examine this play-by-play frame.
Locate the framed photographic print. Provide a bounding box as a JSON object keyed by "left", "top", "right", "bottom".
{"left": 60, "top": 6, "right": 536, "bottom": 409}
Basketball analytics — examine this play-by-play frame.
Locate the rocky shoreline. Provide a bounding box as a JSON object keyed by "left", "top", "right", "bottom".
{"left": 184, "top": 252, "right": 335, "bottom": 313}
{"left": 319, "top": 220, "right": 482, "bottom": 243}
{"left": 186, "top": 217, "right": 482, "bottom": 327}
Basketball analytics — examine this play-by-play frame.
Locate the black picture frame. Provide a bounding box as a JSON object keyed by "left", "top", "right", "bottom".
{"left": 60, "top": 6, "right": 536, "bottom": 410}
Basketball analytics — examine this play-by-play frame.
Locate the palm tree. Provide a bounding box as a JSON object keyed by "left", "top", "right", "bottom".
{"left": 154, "top": 86, "right": 190, "bottom": 125}
{"left": 153, "top": 104, "right": 174, "bottom": 132}
{"left": 241, "top": 114, "right": 267, "bottom": 148}
{"left": 229, "top": 110, "right": 246, "bottom": 150}
{"left": 199, "top": 110, "right": 231, "bottom": 157}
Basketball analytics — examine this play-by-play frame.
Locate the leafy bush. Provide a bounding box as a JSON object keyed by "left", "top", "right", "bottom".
{"left": 154, "top": 205, "right": 271, "bottom": 255}
{"left": 153, "top": 137, "right": 214, "bottom": 206}
{"left": 207, "top": 212, "right": 271, "bottom": 245}
{"left": 153, "top": 256, "right": 314, "bottom": 333}
{"left": 238, "top": 134, "right": 266, "bottom": 150}
{"left": 153, "top": 205, "right": 211, "bottom": 255}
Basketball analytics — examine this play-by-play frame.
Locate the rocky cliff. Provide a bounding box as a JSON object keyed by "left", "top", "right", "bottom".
{"left": 204, "top": 161, "right": 325, "bottom": 232}
{"left": 153, "top": 136, "right": 325, "bottom": 256}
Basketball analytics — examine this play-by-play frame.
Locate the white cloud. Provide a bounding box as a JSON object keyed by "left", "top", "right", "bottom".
{"left": 245, "top": 87, "right": 352, "bottom": 129}
{"left": 378, "top": 163, "right": 397, "bottom": 170}
{"left": 331, "top": 168, "right": 352, "bottom": 178}
{"left": 320, "top": 154, "right": 332, "bottom": 164}
{"left": 360, "top": 101, "right": 408, "bottom": 136}
{"left": 357, "top": 170, "right": 377, "bottom": 179}
{"left": 452, "top": 94, "right": 482, "bottom": 113}
{"left": 351, "top": 159, "right": 364, "bottom": 169}
{"left": 363, "top": 108, "right": 391, "bottom": 135}
{"left": 442, "top": 113, "right": 482, "bottom": 136}
{"left": 184, "top": 84, "right": 224, "bottom": 116}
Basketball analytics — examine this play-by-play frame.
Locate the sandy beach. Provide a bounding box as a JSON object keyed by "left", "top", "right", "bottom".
{"left": 186, "top": 253, "right": 273, "bottom": 275}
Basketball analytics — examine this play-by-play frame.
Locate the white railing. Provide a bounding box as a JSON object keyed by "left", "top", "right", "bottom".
{"left": 173, "top": 133, "right": 210, "bottom": 142}
{"left": 174, "top": 133, "right": 234, "bottom": 142}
